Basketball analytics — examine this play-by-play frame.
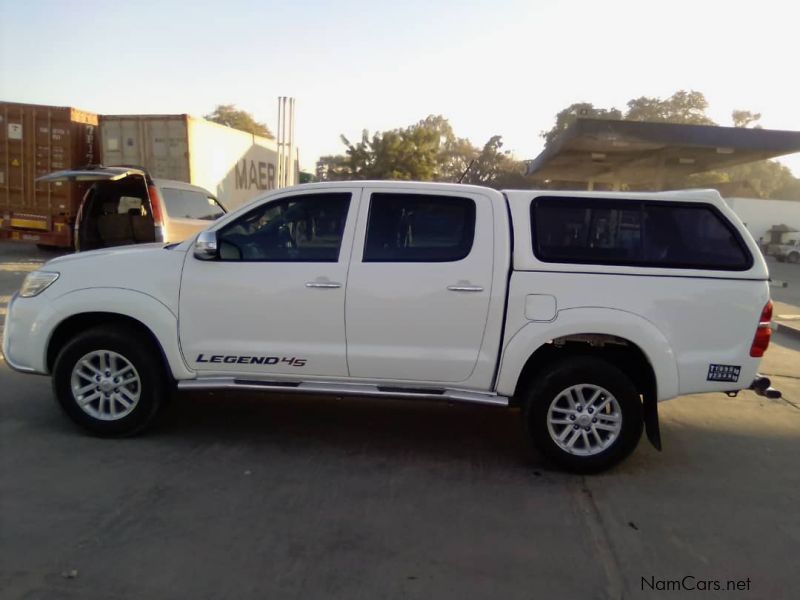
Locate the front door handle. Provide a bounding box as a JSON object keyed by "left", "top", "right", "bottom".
{"left": 306, "top": 281, "right": 342, "bottom": 289}
{"left": 447, "top": 285, "right": 484, "bottom": 292}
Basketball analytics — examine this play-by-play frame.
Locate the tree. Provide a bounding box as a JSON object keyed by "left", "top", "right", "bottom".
{"left": 204, "top": 104, "right": 274, "bottom": 138}
{"left": 460, "top": 135, "right": 527, "bottom": 188}
{"left": 724, "top": 160, "right": 798, "bottom": 199}
{"left": 732, "top": 109, "right": 762, "bottom": 128}
{"left": 339, "top": 123, "right": 442, "bottom": 181}
{"left": 540, "top": 90, "right": 716, "bottom": 145}
{"left": 316, "top": 154, "right": 353, "bottom": 181}
{"left": 333, "top": 115, "right": 474, "bottom": 181}
{"left": 317, "top": 115, "right": 531, "bottom": 189}
{"left": 624, "top": 90, "right": 715, "bottom": 125}
{"left": 540, "top": 103, "right": 622, "bottom": 145}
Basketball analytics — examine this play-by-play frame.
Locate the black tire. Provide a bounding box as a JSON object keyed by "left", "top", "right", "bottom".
{"left": 52, "top": 324, "right": 168, "bottom": 436}
{"left": 522, "top": 357, "right": 643, "bottom": 473}
{"left": 788, "top": 252, "right": 800, "bottom": 264}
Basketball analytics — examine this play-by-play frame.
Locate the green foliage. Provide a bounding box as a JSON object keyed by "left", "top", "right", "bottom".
{"left": 298, "top": 171, "right": 314, "bottom": 184}
{"left": 460, "top": 135, "right": 527, "bottom": 188}
{"left": 204, "top": 104, "right": 274, "bottom": 139}
{"left": 317, "top": 115, "right": 530, "bottom": 189}
{"left": 540, "top": 90, "right": 715, "bottom": 145}
{"left": 315, "top": 154, "right": 351, "bottom": 181}
{"left": 541, "top": 103, "right": 623, "bottom": 146}
{"left": 732, "top": 110, "right": 762, "bottom": 128}
{"left": 724, "top": 160, "right": 799, "bottom": 198}
{"left": 624, "top": 90, "right": 716, "bottom": 125}
{"left": 682, "top": 160, "right": 800, "bottom": 200}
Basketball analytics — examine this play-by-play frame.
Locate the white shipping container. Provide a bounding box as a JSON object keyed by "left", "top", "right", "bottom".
{"left": 100, "top": 114, "right": 295, "bottom": 210}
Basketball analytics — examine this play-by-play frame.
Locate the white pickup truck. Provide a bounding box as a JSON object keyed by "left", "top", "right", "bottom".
{"left": 3, "top": 182, "right": 776, "bottom": 471}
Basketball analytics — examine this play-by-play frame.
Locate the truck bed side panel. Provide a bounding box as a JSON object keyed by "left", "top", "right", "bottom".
{"left": 499, "top": 271, "right": 768, "bottom": 399}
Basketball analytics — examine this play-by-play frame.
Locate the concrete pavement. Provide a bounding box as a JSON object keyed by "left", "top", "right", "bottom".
{"left": 1, "top": 242, "right": 799, "bottom": 599}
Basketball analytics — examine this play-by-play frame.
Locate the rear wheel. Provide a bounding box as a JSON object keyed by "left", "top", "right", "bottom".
{"left": 788, "top": 252, "right": 799, "bottom": 264}
{"left": 52, "top": 325, "right": 168, "bottom": 436}
{"left": 522, "top": 357, "right": 643, "bottom": 473}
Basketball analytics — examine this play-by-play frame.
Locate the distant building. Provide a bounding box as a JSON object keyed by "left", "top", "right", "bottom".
{"left": 724, "top": 198, "right": 800, "bottom": 244}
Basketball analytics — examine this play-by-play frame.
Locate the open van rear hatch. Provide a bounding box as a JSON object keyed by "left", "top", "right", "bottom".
{"left": 37, "top": 166, "right": 161, "bottom": 251}
{"left": 36, "top": 166, "right": 148, "bottom": 184}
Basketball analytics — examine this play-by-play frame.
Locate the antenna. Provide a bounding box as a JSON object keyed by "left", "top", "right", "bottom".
{"left": 457, "top": 159, "right": 475, "bottom": 184}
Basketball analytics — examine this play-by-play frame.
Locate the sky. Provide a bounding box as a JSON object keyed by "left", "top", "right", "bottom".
{"left": 2, "top": 0, "right": 799, "bottom": 175}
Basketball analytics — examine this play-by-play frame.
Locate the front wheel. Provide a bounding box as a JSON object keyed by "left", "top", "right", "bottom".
{"left": 788, "top": 252, "right": 800, "bottom": 264}
{"left": 52, "top": 325, "right": 168, "bottom": 436}
{"left": 522, "top": 357, "right": 643, "bottom": 473}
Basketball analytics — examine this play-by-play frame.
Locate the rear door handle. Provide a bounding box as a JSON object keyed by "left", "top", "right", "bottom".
{"left": 306, "top": 281, "right": 342, "bottom": 289}
{"left": 447, "top": 285, "right": 484, "bottom": 292}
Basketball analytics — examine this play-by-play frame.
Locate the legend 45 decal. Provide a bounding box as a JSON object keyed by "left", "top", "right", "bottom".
{"left": 196, "top": 354, "right": 307, "bottom": 367}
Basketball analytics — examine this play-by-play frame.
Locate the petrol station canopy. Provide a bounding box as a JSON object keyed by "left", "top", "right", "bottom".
{"left": 525, "top": 118, "right": 800, "bottom": 190}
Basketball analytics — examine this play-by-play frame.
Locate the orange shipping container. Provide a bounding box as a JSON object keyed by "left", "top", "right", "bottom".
{"left": 0, "top": 101, "right": 99, "bottom": 248}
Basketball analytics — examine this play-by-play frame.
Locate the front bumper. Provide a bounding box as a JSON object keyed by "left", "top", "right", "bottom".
{"left": 1, "top": 292, "right": 49, "bottom": 374}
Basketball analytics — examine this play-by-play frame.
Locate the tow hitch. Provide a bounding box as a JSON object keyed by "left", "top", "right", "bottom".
{"left": 749, "top": 374, "right": 782, "bottom": 399}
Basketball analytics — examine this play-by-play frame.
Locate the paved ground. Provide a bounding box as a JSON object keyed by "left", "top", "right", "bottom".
{"left": 1, "top": 242, "right": 799, "bottom": 599}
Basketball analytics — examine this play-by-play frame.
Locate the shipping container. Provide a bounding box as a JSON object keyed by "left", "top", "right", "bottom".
{"left": 0, "top": 101, "right": 99, "bottom": 247}
{"left": 100, "top": 114, "right": 295, "bottom": 211}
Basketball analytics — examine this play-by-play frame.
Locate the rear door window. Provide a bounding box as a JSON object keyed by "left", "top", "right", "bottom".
{"left": 531, "top": 197, "right": 751, "bottom": 270}
{"left": 363, "top": 193, "right": 476, "bottom": 262}
{"left": 161, "top": 188, "right": 226, "bottom": 221}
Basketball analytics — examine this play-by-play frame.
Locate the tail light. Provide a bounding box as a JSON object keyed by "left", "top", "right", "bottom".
{"left": 147, "top": 184, "right": 165, "bottom": 243}
{"left": 749, "top": 300, "right": 773, "bottom": 357}
{"left": 147, "top": 184, "right": 164, "bottom": 224}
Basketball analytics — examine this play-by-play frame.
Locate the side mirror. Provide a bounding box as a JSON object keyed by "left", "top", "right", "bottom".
{"left": 194, "top": 230, "right": 219, "bottom": 260}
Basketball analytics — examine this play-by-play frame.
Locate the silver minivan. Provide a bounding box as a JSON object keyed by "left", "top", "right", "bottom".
{"left": 37, "top": 166, "right": 226, "bottom": 251}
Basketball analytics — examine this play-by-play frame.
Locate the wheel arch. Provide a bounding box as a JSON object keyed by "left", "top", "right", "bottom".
{"left": 510, "top": 334, "right": 657, "bottom": 404}
{"left": 42, "top": 288, "right": 193, "bottom": 380}
{"left": 496, "top": 308, "right": 679, "bottom": 402}
{"left": 48, "top": 312, "right": 162, "bottom": 373}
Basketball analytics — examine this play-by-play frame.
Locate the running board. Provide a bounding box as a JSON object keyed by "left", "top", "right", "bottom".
{"left": 177, "top": 378, "right": 509, "bottom": 407}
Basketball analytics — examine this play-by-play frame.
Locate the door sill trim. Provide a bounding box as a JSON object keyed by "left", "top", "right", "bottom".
{"left": 177, "top": 378, "right": 509, "bottom": 407}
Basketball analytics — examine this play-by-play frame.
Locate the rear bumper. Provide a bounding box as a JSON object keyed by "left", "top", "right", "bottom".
{"left": 0, "top": 226, "right": 72, "bottom": 248}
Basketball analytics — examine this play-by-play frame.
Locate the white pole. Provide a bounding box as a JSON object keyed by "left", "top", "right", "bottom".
{"left": 284, "top": 96, "right": 288, "bottom": 187}
{"left": 289, "top": 97, "right": 295, "bottom": 186}
{"left": 293, "top": 98, "right": 297, "bottom": 185}
{"left": 276, "top": 97, "right": 282, "bottom": 189}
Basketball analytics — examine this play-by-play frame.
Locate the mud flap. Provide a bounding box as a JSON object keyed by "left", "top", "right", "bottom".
{"left": 642, "top": 394, "right": 661, "bottom": 451}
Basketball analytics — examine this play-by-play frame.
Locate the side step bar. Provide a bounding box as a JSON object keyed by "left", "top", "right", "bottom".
{"left": 177, "top": 378, "right": 509, "bottom": 407}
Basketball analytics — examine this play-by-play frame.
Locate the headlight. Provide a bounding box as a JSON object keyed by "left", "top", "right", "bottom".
{"left": 19, "top": 271, "right": 60, "bottom": 298}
